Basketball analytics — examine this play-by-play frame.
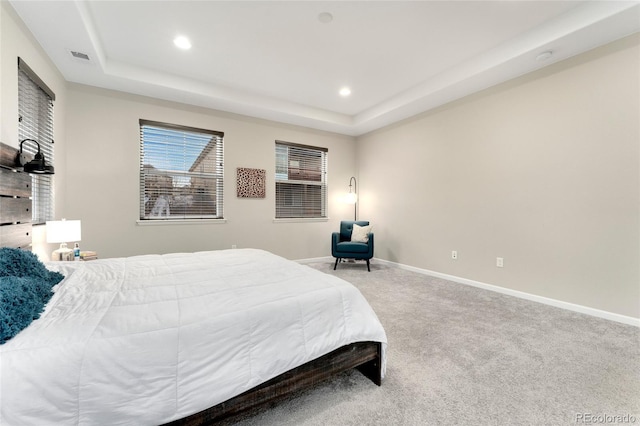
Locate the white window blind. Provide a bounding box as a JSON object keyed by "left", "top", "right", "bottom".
{"left": 139, "top": 120, "right": 224, "bottom": 220}
{"left": 18, "top": 58, "right": 55, "bottom": 225}
{"left": 275, "top": 141, "right": 327, "bottom": 219}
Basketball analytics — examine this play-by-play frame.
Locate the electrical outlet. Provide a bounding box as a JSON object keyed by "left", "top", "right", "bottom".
{"left": 496, "top": 257, "right": 504, "bottom": 268}
{"left": 231, "top": 244, "right": 237, "bottom": 249}
{"left": 451, "top": 250, "right": 458, "bottom": 260}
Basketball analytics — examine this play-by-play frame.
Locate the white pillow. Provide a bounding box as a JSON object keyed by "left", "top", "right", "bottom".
{"left": 351, "top": 224, "right": 372, "bottom": 243}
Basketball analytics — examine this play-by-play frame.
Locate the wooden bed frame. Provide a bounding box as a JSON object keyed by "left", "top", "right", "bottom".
{"left": 165, "top": 341, "right": 382, "bottom": 425}
{"left": 1, "top": 142, "right": 384, "bottom": 425}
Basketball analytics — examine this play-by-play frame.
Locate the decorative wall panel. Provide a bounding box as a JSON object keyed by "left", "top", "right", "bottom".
{"left": 236, "top": 167, "right": 266, "bottom": 198}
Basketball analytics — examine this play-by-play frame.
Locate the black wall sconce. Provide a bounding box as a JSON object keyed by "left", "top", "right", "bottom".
{"left": 17, "top": 138, "right": 54, "bottom": 174}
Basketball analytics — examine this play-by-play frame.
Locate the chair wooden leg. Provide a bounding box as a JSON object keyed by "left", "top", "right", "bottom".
{"left": 366, "top": 259, "right": 370, "bottom": 272}
{"left": 334, "top": 258, "right": 340, "bottom": 270}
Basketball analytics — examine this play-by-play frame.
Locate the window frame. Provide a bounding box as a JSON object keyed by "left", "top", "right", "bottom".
{"left": 17, "top": 57, "right": 56, "bottom": 225}
{"left": 275, "top": 141, "right": 328, "bottom": 220}
{"left": 139, "top": 119, "right": 224, "bottom": 222}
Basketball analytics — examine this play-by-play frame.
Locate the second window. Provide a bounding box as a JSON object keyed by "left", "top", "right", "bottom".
{"left": 275, "top": 141, "right": 327, "bottom": 219}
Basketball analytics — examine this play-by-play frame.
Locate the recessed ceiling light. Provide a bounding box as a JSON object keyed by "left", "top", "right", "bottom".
{"left": 339, "top": 87, "right": 351, "bottom": 97}
{"left": 318, "top": 12, "right": 333, "bottom": 23}
{"left": 536, "top": 50, "right": 553, "bottom": 61}
{"left": 174, "top": 35, "right": 192, "bottom": 50}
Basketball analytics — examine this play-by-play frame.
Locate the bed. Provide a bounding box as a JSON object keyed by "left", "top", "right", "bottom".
{"left": 0, "top": 144, "right": 387, "bottom": 425}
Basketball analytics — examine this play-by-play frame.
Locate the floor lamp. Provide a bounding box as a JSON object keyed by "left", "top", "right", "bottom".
{"left": 346, "top": 176, "right": 357, "bottom": 221}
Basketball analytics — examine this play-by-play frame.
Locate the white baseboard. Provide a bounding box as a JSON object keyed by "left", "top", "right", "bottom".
{"left": 373, "top": 258, "right": 639, "bottom": 327}
{"left": 296, "top": 256, "right": 639, "bottom": 327}
{"left": 296, "top": 256, "right": 333, "bottom": 264}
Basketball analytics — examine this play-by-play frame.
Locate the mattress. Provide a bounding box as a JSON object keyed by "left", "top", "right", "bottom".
{"left": 0, "top": 248, "right": 387, "bottom": 425}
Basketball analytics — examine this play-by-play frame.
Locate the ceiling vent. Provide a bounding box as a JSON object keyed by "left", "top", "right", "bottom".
{"left": 67, "top": 49, "right": 92, "bottom": 64}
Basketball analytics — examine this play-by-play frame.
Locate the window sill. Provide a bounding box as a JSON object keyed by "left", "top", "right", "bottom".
{"left": 273, "top": 217, "right": 329, "bottom": 223}
{"left": 136, "top": 219, "right": 227, "bottom": 226}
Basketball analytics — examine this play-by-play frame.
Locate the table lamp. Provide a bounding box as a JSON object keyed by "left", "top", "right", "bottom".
{"left": 46, "top": 219, "right": 81, "bottom": 261}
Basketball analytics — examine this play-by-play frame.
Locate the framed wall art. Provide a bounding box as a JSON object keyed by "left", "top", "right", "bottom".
{"left": 236, "top": 167, "right": 266, "bottom": 198}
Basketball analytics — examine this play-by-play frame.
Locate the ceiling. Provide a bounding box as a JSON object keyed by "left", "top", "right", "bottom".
{"left": 9, "top": 1, "right": 640, "bottom": 136}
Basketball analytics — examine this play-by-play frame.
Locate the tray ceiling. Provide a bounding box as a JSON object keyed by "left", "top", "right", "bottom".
{"left": 9, "top": 1, "right": 640, "bottom": 135}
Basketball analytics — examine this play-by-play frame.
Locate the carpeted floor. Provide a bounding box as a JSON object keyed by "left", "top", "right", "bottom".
{"left": 233, "top": 260, "right": 640, "bottom": 425}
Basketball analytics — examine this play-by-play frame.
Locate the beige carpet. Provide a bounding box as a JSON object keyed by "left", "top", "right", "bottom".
{"left": 233, "top": 260, "right": 640, "bottom": 425}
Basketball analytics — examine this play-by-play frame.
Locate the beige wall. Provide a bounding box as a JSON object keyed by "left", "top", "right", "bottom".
{"left": 2, "top": 0, "right": 356, "bottom": 262}
{"left": 2, "top": 2, "right": 638, "bottom": 319}
{"left": 357, "top": 34, "right": 640, "bottom": 319}
{"left": 0, "top": 0, "right": 68, "bottom": 260}
{"left": 64, "top": 84, "right": 356, "bottom": 260}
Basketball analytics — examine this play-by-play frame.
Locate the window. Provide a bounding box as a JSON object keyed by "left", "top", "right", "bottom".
{"left": 275, "top": 141, "right": 327, "bottom": 219}
{"left": 18, "top": 58, "right": 55, "bottom": 224}
{"left": 139, "top": 120, "right": 224, "bottom": 220}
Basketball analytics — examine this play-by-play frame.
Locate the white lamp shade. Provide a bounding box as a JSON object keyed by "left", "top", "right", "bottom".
{"left": 345, "top": 192, "right": 358, "bottom": 204}
{"left": 46, "top": 220, "right": 81, "bottom": 243}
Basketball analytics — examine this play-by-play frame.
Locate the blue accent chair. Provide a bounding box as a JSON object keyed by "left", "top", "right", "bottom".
{"left": 331, "top": 220, "right": 374, "bottom": 272}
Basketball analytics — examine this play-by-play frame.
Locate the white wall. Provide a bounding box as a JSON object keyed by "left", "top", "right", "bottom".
{"left": 357, "top": 34, "right": 640, "bottom": 319}
{"left": 0, "top": 0, "right": 68, "bottom": 260}
{"left": 64, "top": 84, "right": 356, "bottom": 260}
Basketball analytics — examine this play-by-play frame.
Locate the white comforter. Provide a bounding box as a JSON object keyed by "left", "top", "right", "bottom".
{"left": 0, "top": 249, "right": 387, "bottom": 425}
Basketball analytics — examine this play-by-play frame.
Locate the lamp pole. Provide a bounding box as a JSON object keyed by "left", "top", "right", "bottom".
{"left": 349, "top": 176, "right": 357, "bottom": 221}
